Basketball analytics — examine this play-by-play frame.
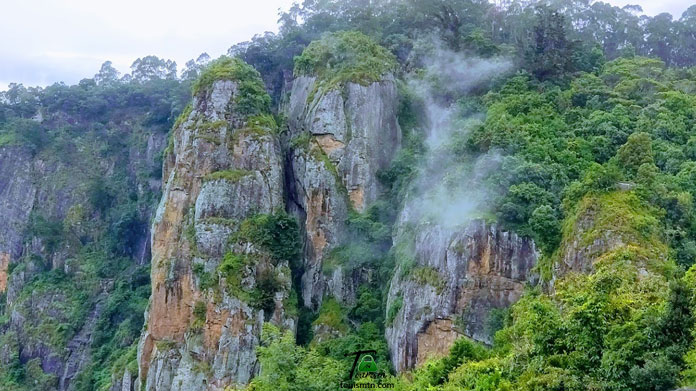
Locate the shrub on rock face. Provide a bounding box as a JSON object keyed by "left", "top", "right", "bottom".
{"left": 233, "top": 212, "right": 302, "bottom": 265}
{"left": 293, "top": 31, "right": 397, "bottom": 87}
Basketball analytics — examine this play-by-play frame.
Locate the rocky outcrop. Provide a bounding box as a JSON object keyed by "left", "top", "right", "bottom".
{"left": 137, "top": 78, "right": 293, "bottom": 390}
{"left": 385, "top": 220, "right": 538, "bottom": 372}
{"left": 552, "top": 191, "right": 669, "bottom": 282}
{"left": 287, "top": 76, "right": 401, "bottom": 309}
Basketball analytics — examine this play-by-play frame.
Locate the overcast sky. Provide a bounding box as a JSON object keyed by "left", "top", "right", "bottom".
{"left": 0, "top": 0, "right": 693, "bottom": 91}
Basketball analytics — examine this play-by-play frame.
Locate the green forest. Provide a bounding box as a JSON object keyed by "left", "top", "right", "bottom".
{"left": 1, "top": 1, "right": 696, "bottom": 391}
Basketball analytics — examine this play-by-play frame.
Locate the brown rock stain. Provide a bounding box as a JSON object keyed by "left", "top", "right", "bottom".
{"left": 314, "top": 134, "right": 344, "bottom": 154}
{"left": 0, "top": 253, "right": 9, "bottom": 293}
{"left": 138, "top": 333, "right": 155, "bottom": 380}
{"left": 306, "top": 189, "right": 329, "bottom": 261}
{"left": 416, "top": 319, "right": 462, "bottom": 366}
{"left": 204, "top": 305, "right": 232, "bottom": 352}
{"left": 349, "top": 186, "right": 365, "bottom": 211}
{"left": 467, "top": 238, "right": 491, "bottom": 276}
{"left": 149, "top": 272, "right": 194, "bottom": 341}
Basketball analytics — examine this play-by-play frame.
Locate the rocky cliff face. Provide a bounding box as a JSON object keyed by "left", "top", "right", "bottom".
{"left": 286, "top": 76, "right": 401, "bottom": 309}
{"left": 0, "top": 116, "right": 165, "bottom": 391}
{"left": 0, "top": 53, "right": 544, "bottom": 389}
{"left": 137, "top": 79, "right": 293, "bottom": 391}
{"left": 385, "top": 220, "right": 538, "bottom": 371}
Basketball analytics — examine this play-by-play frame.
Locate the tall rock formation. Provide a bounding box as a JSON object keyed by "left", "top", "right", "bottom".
{"left": 286, "top": 75, "right": 401, "bottom": 309}
{"left": 137, "top": 59, "right": 295, "bottom": 391}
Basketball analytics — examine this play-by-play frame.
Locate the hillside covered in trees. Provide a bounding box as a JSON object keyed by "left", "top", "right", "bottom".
{"left": 1, "top": 1, "right": 696, "bottom": 391}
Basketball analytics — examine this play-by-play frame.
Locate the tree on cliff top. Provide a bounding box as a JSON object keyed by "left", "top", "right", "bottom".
{"left": 293, "top": 31, "right": 397, "bottom": 86}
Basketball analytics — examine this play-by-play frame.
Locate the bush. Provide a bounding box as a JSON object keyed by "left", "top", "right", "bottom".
{"left": 87, "top": 177, "right": 114, "bottom": 213}
{"left": 202, "top": 169, "right": 251, "bottom": 182}
{"left": 26, "top": 213, "right": 64, "bottom": 254}
{"left": 218, "top": 251, "right": 281, "bottom": 313}
{"left": 386, "top": 295, "right": 403, "bottom": 326}
{"left": 313, "top": 298, "right": 348, "bottom": 333}
{"left": 294, "top": 31, "right": 397, "bottom": 87}
{"left": 233, "top": 212, "right": 301, "bottom": 265}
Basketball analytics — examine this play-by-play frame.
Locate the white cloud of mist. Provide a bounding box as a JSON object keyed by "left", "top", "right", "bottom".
{"left": 408, "top": 42, "right": 512, "bottom": 149}
{"left": 399, "top": 44, "right": 512, "bottom": 229}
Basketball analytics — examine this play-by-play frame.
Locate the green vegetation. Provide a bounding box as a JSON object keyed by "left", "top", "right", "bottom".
{"left": 191, "top": 301, "right": 207, "bottom": 332}
{"left": 410, "top": 266, "right": 446, "bottom": 294}
{"left": 202, "top": 169, "right": 252, "bottom": 182}
{"left": 192, "top": 57, "right": 271, "bottom": 116}
{"left": 294, "top": 31, "right": 397, "bottom": 88}
{"left": 197, "top": 119, "right": 228, "bottom": 133}
{"left": 289, "top": 132, "right": 312, "bottom": 150}
{"left": 556, "top": 191, "right": 669, "bottom": 272}
{"left": 232, "top": 211, "right": 302, "bottom": 265}
{"left": 213, "top": 211, "right": 301, "bottom": 315}
{"left": 467, "top": 57, "right": 696, "bottom": 269}
{"left": 218, "top": 251, "right": 257, "bottom": 300}
{"left": 0, "top": 54, "right": 188, "bottom": 390}
{"left": 322, "top": 243, "right": 379, "bottom": 275}
{"left": 0, "top": 119, "right": 46, "bottom": 152}
{"left": 2, "top": 0, "right": 696, "bottom": 389}
{"left": 193, "top": 262, "right": 218, "bottom": 291}
{"left": 174, "top": 103, "right": 192, "bottom": 127}
{"left": 312, "top": 298, "right": 349, "bottom": 334}
{"left": 16, "top": 272, "right": 90, "bottom": 350}
{"left": 248, "top": 324, "right": 344, "bottom": 391}
{"left": 386, "top": 295, "right": 403, "bottom": 326}
{"left": 217, "top": 251, "right": 281, "bottom": 314}
{"left": 74, "top": 267, "right": 150, "bottom": 391}
{"left": 246, "top": 114, "right": 278, "bottom": 133}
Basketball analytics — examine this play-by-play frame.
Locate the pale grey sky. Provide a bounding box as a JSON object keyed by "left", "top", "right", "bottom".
{"left": 0, "top": 0, "right": 693, "bottom": 91}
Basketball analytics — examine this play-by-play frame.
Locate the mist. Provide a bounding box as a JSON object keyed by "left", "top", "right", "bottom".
{"left": 399, "top": 44, "right": 513, "bottom": 229}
